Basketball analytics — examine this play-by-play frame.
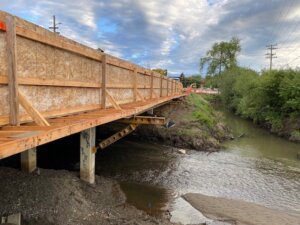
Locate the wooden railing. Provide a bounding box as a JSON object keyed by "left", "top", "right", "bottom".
{"left": 0, "top": 11, "right": 183, "bottom": 127}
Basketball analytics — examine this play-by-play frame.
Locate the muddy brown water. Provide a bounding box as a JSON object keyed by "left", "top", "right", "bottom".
{"left": 95, "top": 111, "right": 300, "bottom": 224}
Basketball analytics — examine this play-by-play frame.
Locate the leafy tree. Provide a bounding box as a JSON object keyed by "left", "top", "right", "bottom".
{"left": 200, "top": 37, "right": 241, "bottom": 75}
{"left": 152, "top": 68, "right": 167, "bottom": 76}
{"left": 181, "top": 75, "right": 202, "bottom": 88}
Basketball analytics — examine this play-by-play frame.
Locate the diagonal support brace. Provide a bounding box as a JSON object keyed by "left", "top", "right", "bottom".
{"left": 105, "top": 89, "right": 122, "bottom": 110}
{"left": 93, "top": 124, "right": 138, "bottom": 151}
{"left": 18, "top": 91, "right": 50, "bottom": 126}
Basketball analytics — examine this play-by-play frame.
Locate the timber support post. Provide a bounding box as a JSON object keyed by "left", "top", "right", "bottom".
{"left": 21, "top": 148, "right": 37, "bottom": 173}
{"left": 80, "top": 127, "right": 96, "bottom": 184}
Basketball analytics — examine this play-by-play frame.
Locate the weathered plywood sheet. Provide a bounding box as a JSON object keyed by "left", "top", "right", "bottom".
{"left": 19, "top": 86, "right": 100, "bottom": 113}
{"left": 0, "top": 32, "right": 7, "bottom": 76}
{"left": 0, "top": 86, "right": 9, "bottom": 116}
{"left": 0, "top": 11, "right": 183, "bottom": 126}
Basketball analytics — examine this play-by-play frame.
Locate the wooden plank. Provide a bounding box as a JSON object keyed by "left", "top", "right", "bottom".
{"left": 119, "top": 116, "right": 165, "bottom": 125}
{"left": 105, "top": 90, "right": 122, "bottom": 110}
{"left": 1, "top": 126, "right": 61, "bottom": 131}
{"left": 133, "top": 68, "right": 137, "bottom": 102}
{"left": 0, "top": 104, "right": 101, "bottom": 126}
{"left": 160, "top": 75, "right": 163, "bottom": 97}
{"left": 0, "top": 76, "right": 101, "bottom": 88}
{"left": 150, "top": 72, "right": 154, "bottom": 99}
{"left": 6, "top": 15, "right": 19, "bottom": 126}
{"left": 0, "top": 131, "right": 27, "bottom": 137}
{"left": 18, "top": 91, "right": 50, "bottom": 126}
{"left": 167, "top": 78, "right": 169, "bottom": 96}
{"left": 101, "top": 54, "right": 107, "bottom": 109}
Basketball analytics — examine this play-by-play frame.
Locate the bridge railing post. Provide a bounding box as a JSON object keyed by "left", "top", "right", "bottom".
{"left": 101, "top": 54, "right": 107, "bottom": 109}
{"left": 133, "top": 68, "right": 137, "bottom": 102}
{"left": 150, "top": 72, "right": 154, "bottom": 99}
{"left": 160, "top": 75, "right": 163, "bottom": 97}
{"left": 6, "top": 15, "right": 19, "bottom": 125}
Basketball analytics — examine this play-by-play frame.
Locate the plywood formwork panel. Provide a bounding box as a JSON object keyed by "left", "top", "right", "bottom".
{"left": 0, "top": 10, "right": 183, "bottom": 126}
{"left": 107, "top": 64, "right": 132, "bottom": 86}
{"left": 18, "top": 86, "right": 100, "bottom": 113}
{"left": 153, "top": 76, "right": 160, "bottom": 88}
{"left": 16, "top": 37, "right": 36, "bottom": 78}
{"left": 0, "top": 86, "right": 9, "bottom": 116}
{"left": 0, "top": 32, "right": 7, "bottom": 75}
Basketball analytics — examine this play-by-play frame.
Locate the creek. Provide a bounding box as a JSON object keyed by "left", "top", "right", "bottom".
{"left": 95, "top": 110, "right": 300, "bottom": 224}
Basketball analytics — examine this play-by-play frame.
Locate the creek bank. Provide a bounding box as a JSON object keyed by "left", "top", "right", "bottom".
{"left": 0, "top": 167, "right": 175, "bottom": 225}
{"left": 183, "top": 193, "right": 300, "bottom": 225}
{"left": 135, "top": 94, "right": 232, "bottom": 151}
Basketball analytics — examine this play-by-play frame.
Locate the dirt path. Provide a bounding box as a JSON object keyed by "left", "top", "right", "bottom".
{"left": 183, "top": 193, "right": 300, "bottom": 225}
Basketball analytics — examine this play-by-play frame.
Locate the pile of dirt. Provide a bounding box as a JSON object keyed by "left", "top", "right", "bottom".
{"left": 0, "top": 167, "right": 175, "bottom": 225}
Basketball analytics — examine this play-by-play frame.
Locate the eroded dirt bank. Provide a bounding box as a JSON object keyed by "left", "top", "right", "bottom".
{"left": 0, "top": 167, "right": 175, "bottom": 225}
{"left": 135, "top": 94, "right": 232, "bottom": 151}
{"left": 183, "top": 193, "right": 300, "bottom": 225}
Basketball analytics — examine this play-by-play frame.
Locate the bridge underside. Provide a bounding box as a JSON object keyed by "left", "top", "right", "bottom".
{"left": 0, "top": 94, "right": 184, "bottom": 160}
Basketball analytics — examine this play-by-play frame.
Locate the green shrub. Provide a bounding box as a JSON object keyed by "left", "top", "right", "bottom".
{"left": 217, "top": 67, "right": 300, "bottom": 133}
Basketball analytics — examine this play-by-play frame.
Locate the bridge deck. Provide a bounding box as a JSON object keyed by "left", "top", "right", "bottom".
{"left": 0, "top": 94, "right": 184, "bottom": 159}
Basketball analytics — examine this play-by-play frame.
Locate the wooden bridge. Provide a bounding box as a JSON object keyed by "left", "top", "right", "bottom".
{"left": 0, "top": 11, "right": 184, "bottom": 183}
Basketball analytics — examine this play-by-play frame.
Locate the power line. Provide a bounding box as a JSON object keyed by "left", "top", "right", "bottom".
{"left": 49, "top": 15, "right": 61, "bottom": 34}
{"left": 265, "top": 44, "right": 278, "bottom": 70}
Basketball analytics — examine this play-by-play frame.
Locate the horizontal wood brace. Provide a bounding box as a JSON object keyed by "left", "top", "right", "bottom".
{"left": 0, "top": 75, "right": 101, "bottom": 88}
{"left": 119, "top": 116, "right": 165, "bottom": 125}
{"left": 0, "top": 76, "right": 171, "bottom": 89}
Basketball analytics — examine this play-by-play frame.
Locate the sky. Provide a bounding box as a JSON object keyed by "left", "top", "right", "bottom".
{"left": 1, "top": 0, "right": 300, "bottom": 76}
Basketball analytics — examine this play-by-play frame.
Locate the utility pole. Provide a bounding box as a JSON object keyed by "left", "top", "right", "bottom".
{"left": 219, "top": 51, "right": 223, "bottom": 75}
{"left": 265, "top": 44, "right": 278, "bottom": 70}
{"left": 49, "top": 15, "right": 61, "bottom": 34}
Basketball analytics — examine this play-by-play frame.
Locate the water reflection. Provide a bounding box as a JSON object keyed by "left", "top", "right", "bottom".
{"left": 120, "top": 182, "right": 174, "bottom": 216}
{"left": 95, "top": 111, "right": 300, "bottom": 223}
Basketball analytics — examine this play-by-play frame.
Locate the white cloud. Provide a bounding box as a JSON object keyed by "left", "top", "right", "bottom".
{"left": 2, "top": 0, "right": 300, "bottom": 75}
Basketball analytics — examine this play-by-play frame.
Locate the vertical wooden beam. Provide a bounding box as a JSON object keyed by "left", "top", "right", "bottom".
{"left": 80, "top": 127, "right": 96, "bottom": 184}
{"left": 21, "top": 148, "right": 37, "bottom": 173}
{"left": 173, "top": 80, "right": 175, "bottom": 95}
{"left": 160, "top": 75, "right": 163, "bottom": 97}
{"left": 101, "top": 54, "right": 107, "bottom": 109}
{"left": 167, "top": 78, "right": 169, "bottom": 96}
{"left": 150, "top": 72, "right": 154, "bottom": 99}
{"left": 6, "top": 15, "right": 19, "bottom": 125}
{"left": 133, "top": 68, "right": 137, "bottom": 102}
